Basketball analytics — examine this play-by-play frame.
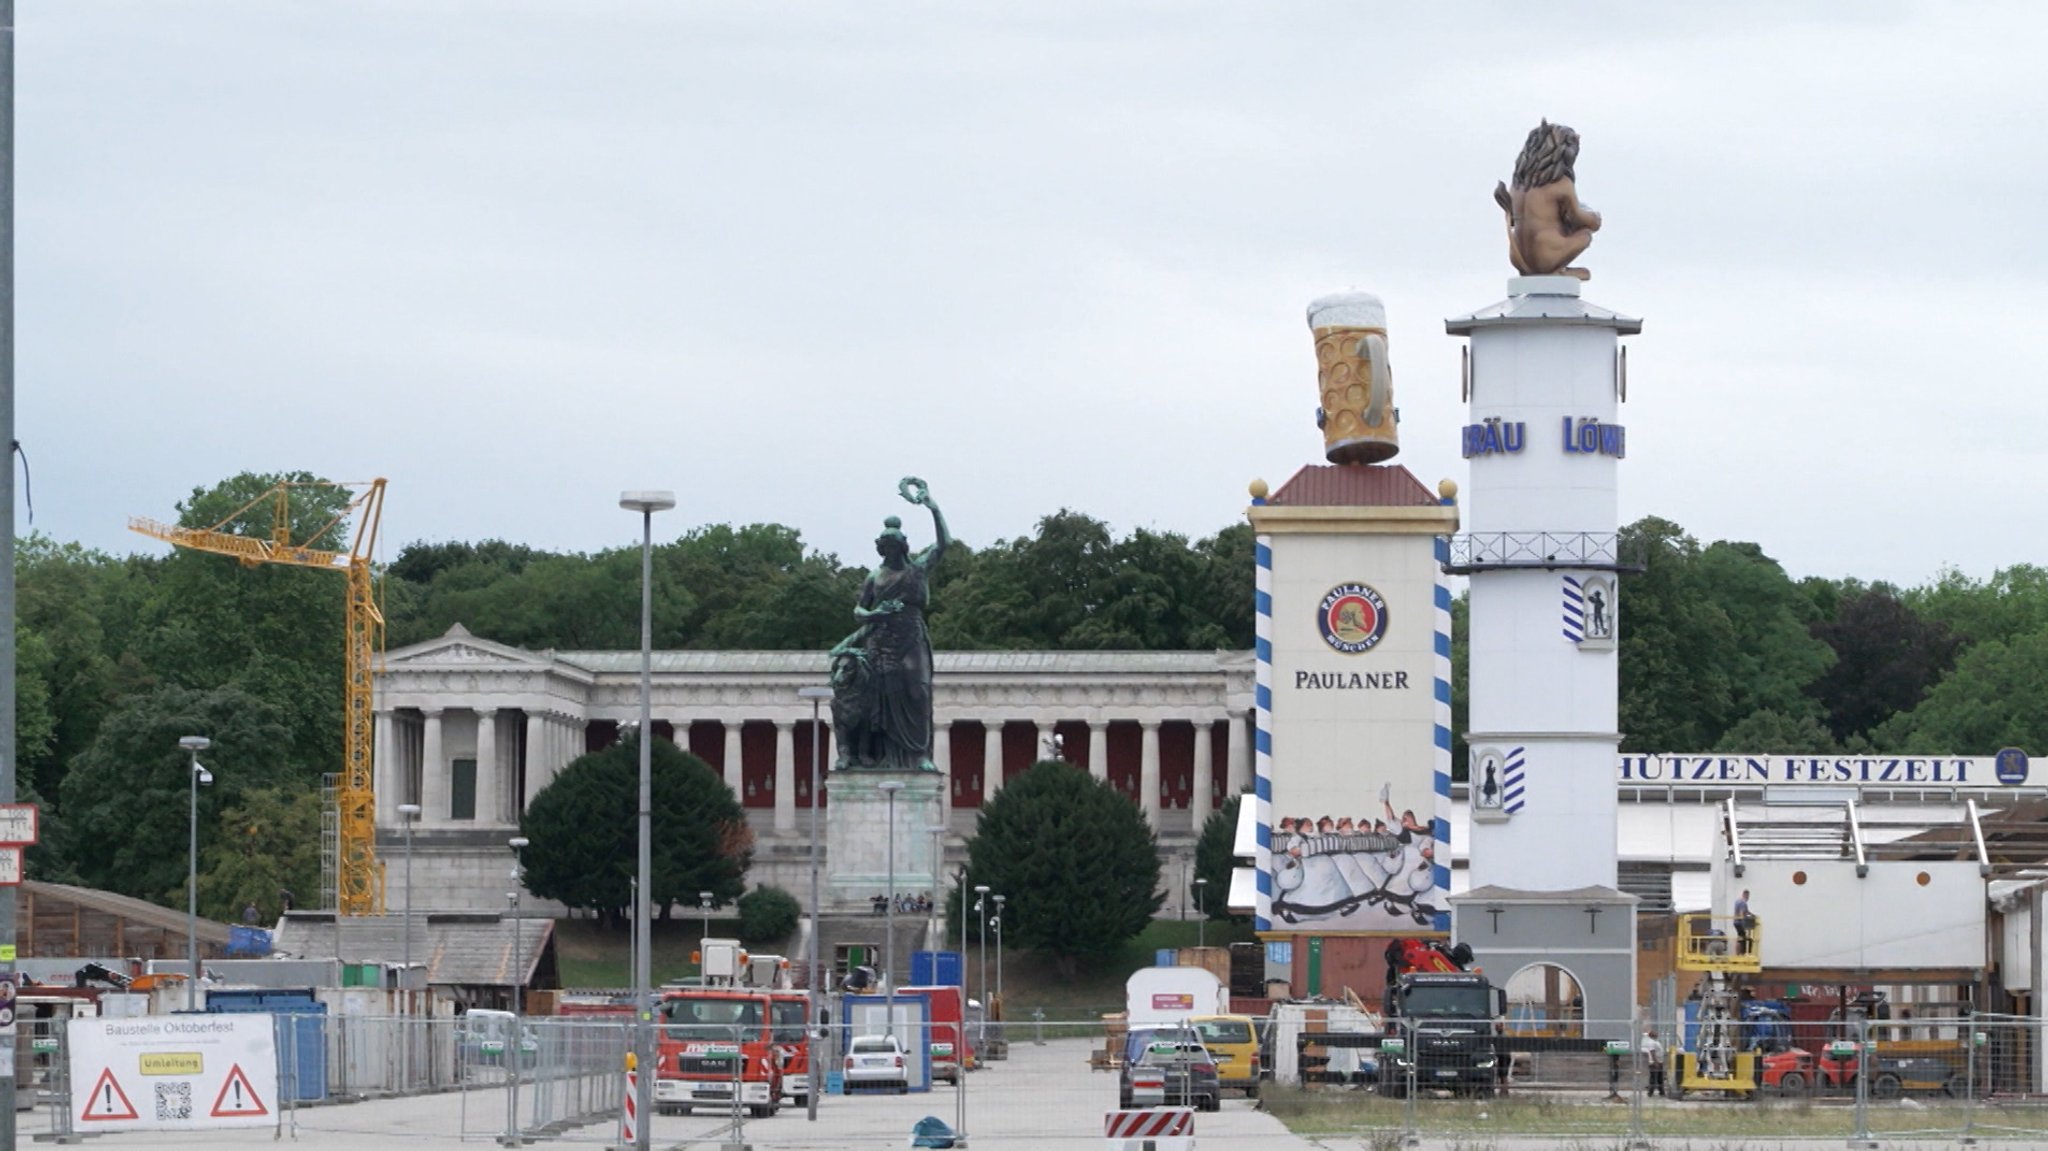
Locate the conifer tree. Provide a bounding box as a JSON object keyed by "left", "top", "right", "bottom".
{"left": 966, "top": 760, "right": 1162, "bottom": 977}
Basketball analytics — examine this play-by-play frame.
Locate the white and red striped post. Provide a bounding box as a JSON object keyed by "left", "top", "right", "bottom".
{"left": 1104, "top": 1107, "right": 1195, "bottom": 1151}
{"left": 619, "top": 1063, "right": 639, "bottom": 1147}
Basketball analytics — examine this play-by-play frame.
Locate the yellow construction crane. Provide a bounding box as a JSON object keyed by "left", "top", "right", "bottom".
{"left": 130, "top": 478, "right": 389, "bottom": 915}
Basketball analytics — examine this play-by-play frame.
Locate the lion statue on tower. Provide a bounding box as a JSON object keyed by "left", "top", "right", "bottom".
{"left": 1493, "top": 120, "right": 1601, "bottom": 280}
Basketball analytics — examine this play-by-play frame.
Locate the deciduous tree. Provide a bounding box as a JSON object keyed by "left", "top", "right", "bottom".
{"left": 59, "top": 685, "right": 294, "bottom": 905}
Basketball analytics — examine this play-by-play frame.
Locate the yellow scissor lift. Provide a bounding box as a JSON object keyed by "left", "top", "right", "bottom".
{"left": 1671, "top": 913, "right": 1762, "bottom": 1099}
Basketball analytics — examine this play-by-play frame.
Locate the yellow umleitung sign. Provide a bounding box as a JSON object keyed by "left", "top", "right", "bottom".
{"left": 140, "top": 1053, "right": 203, "bottom": 1076}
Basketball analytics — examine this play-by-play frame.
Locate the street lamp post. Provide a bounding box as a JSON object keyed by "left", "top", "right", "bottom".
{"left": 920, "top": 826, "right": 947, "bottom": 923}
{"left": 506, "top": 886, "right": 523, "bottom": 1143}
{"left": 619, "top": 490, "right": 673, "bottom": 1151}
{"left": 973, "top": 884, "right": 989, "bottom": 1018}
{"left": 1194, "top": 878, "right": 1209, "bottom": 950}
{"left": 992, "top": 894, "right": 1006, "bottom": 1011}
{"left": 879, "top": 780, "right": 904, "bottom": 1048}
{"left": 699, "top": 891, "right": 714, "bottom": 952}
{"left": 180, "top": 736, "right": 211, "bottom": 1013}
{"left": 796, "top": 684, "right": 832, "bottom": 1124}
{"left": 508, "top": 837, "right": 529, "bottom": 1016}
{"left": 398, "top": 802, "right": 421, "bottom": 1091}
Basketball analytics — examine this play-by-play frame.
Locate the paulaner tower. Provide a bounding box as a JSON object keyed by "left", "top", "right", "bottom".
{"left": 1443, "top": 121, "right": 1640, "bottom": 1035}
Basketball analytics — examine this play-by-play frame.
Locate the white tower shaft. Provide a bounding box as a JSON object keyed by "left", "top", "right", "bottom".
{"left": 1450, "top": 275, "right": 1640, "bottom": 893}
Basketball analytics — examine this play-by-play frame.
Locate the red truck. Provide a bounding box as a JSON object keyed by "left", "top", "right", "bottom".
{"left": 899, "top": 985, "right": 975, "bottom": 1084}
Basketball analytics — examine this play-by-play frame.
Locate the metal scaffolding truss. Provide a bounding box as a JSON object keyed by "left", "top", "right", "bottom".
{"left": 1442, "top": 531, "right": 1646, "bottom": 574}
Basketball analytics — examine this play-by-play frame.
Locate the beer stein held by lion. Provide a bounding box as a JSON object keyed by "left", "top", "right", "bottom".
{"left": 1308, "top": 291, "right": 1399, "bottom": 465}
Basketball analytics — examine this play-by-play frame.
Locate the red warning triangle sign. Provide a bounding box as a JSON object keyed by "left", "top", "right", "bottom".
{"left": 210, "top": 1063, "right": 270, "bottom": 1118}
{"left": 80, "top": 1067, "right": 139, "bottom": 1121}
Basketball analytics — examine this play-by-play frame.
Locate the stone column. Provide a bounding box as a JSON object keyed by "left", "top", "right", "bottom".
{"left": 1226, "top": 711, "right": 1250, "bottom": 797}
{"left": 1191, "top": 716, "right": 1215, "bottom": 829}
{"left": 1088, "top": 721, "right": 1109, "bottom": 784}
{"left": 523, "top": 712, "right": 550, "bottom": 809}
{"left": 984, "top": 721, "right": 1007, "bottom": 803}
{"left": 723, "top": 722, "right": 745, "bottom": 798}
{"left": 374, "top": 711, "right": 396, "bottom": 823}
{"left": 474, "top": 708, "right": 500, "bottom": 824}
{"left": 934, "top": 722, "right": 953, "bottom": 822}
{"left": 774, "top": 720, "right": 797, "bottom": 832}
{"left": 1139, "top": 719, "right": 1162, "bottom": 828}
{"left": 420, "top": 709, "right": 446, "bottom": 824}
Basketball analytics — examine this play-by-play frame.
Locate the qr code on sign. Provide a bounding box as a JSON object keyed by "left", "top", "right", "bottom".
{"left": 155, "top": 1081, "right": 193, "bottom": 1121}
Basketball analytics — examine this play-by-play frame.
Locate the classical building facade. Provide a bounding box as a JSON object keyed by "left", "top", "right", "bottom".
{"left": 374, "top": 625, "right": 1256, "bottom": 914}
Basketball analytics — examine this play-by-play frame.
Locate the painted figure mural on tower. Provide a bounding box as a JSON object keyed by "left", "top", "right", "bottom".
{"left": 1494, "top": 120, "right": 1602, "bottom": 280}
{"left": 830, "top": 477, "right": 951, "bottom": 772}
{"left": 1271, "top": 783, "right": 1442, "bottom": 926}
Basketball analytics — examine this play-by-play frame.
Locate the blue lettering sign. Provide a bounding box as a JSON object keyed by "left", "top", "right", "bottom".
{"left": 1561, "top": 416, "right": 1627, "bottom": 458}
{"left": 1461, "top": 418, "right": 1527, "bottom": 459}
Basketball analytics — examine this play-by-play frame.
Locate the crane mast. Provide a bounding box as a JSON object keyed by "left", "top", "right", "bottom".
{"left": 130, "top": 478, "right": 388, "bottom": 915}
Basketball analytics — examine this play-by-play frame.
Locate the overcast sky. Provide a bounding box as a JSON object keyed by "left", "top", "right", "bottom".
{"left": 22, "top": 2, "right": 2047, "bottom": 589}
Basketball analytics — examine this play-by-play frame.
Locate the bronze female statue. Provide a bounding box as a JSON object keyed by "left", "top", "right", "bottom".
{"left": 830, "top": 477, "right": 950, "bottom": 772}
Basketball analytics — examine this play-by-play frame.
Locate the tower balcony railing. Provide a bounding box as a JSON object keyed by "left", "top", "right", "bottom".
{"left": 1442, "top": 531, "right": 1646, "bottom": 574}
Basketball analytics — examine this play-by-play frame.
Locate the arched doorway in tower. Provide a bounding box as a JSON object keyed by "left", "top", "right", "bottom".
{"left": 1501, "top": 961, "right": 1587, "bottom": 1039}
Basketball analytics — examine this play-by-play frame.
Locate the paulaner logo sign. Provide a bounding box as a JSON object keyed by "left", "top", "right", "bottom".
{"left": 1317, "top": 584, "right": 1389, "bottom": 654}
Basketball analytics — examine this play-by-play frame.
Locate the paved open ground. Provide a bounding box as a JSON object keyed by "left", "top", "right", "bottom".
{"left": 11, "top": 1037, "right": 1308, "bottom": 1149}
{"left": 12, "top": 1038, "right": 2031, "bottom": 1149}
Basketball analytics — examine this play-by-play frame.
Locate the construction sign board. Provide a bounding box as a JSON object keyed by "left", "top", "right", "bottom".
{"left": 0, "top": 803, "right": 37, "bottom": 846}
{"left": 69, "top": 1014, "right": 276, "bottom": 1131}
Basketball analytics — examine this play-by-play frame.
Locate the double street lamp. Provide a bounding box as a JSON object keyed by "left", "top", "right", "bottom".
{"left": 180, "top": 736, "right": 212, "bottom": 1013}
{"left": 619, "top": 489, "right": 674, "bottom": 1151}
{"left": 698, "top": 891, "right": 714, "bottom": 947}
{"left": 1194, "top": 877, "right": 1209, "bottom": 950}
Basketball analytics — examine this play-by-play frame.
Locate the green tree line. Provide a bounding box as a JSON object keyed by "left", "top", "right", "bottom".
{"left": 16, "top": 471, "right": 2048, "bottom": 923}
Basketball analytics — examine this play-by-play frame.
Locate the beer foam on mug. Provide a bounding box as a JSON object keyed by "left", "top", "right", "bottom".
{"left": 1307, "top": 291, "right": 1385, "bottom": 330}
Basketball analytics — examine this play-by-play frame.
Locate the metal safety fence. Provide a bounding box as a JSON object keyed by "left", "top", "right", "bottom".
{"left": 21, "top": 1011, "right": 2048, "bottom": 1147}
{"left": 31, "top": 1012, "right": 630, "bottom": 1146}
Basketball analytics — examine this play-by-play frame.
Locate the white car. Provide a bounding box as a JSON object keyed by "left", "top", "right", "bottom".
{"left": 843, "top": 1034, "right": 909, "bottom": 1093}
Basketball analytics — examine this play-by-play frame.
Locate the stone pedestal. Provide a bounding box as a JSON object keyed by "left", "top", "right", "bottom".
{"left": 826, "top": 771, "right": 947, "bottom": 910}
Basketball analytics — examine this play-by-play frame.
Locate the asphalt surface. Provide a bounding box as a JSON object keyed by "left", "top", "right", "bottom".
{"left": 10, "top": 1036, "right": 1307, "bottom": 1149}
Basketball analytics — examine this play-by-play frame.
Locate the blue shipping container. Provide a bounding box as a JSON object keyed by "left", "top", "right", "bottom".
{"left": 910, "top": 951, "right": 963, "bottom": 988}
{"left": 204, "top": 988, "right": 329, "bottom": 1102}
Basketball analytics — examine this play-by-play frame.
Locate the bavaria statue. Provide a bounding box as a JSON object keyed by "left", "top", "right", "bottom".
{"left": 829, "top": 477, "right": 951, "bottom": 772}
{"left": 1494, "top": 120, "right": 1602, "bottom": 280}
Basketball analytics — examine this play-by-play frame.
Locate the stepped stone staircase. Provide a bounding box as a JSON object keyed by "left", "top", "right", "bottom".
{"left": 790, "top": 912, "right": 939, "bottom": 993}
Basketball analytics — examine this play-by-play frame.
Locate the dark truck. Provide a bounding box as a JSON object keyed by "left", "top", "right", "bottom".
{"left": 1378, "top": 940, "right": 1507, "bottom": 1096}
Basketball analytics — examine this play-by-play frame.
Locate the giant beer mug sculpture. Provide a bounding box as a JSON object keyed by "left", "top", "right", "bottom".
{"left": 1308, "top": 292, "right": 1399, "bottom": 464}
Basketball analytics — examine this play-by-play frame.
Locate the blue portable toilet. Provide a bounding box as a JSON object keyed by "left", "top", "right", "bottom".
{"left": 205, "top": 988, "right": 328, "bottom": 1102}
